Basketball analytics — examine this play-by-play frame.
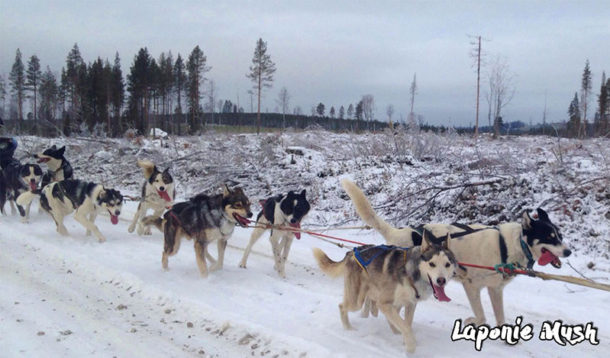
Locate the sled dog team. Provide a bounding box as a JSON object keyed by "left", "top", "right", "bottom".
{"left": 0, "top": 144, "right": 572, "bottom": 353}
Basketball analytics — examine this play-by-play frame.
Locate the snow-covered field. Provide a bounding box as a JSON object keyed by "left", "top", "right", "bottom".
{"left": 1, "top": 130, "right": 609, "bottom": 357}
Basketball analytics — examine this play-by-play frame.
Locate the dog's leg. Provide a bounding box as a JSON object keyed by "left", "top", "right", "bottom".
{"left": 162, "top": 223, "right": 181, "bottom": 270}
{"left": 361, "top": 297, "right": 371, "bottom": 318}
{"left": 74, "top": 208, "right": 106, "bottom": 242}
{"left": 9, "top": 198, "right": 16, "bottom": 215}
{"left": 239, "top": 225, "right": 267, "bottom": 268}
{"left": 53, "top": 211, "right": 69, "bottom": 236}
{"left": 378, "top": 303, "right": 416, "bottom": 353}
{"left": 86, "top": 212, "right": 98, "bottom": 236}
{"left": 194, "top": 238, "right": 209, "bottom": 278}
{"left": 143, "top": 207, "right": 163, "bottom": 235}
{"left": 128, "top": 202, "right": 144, "bottom": 234}
{"left": 210, "top": 238, "right": 228, "bottom": 272}
{"left": 269, "top": 230, "right": 283, "bottom": 275}
{"left": 277, "top": 233, "right": 294, "bottom": 278}
{"left": 487, "top": 285, "right": 506, "bottom": 326}
{"left": 463, "top": 283, "right": 486, "bottom": 326}
{"left": 21, "top": 200, "right": 32, "bottom": 223}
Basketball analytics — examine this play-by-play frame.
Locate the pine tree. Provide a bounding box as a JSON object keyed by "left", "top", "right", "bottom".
{"left": 127, "top": 47, "right": 153, "bottom": 133}
{"left": 9, "top": 49, "right": 26, "bottom": 123}
{"left": 186, "top": 46, "right": 209, "bottom": 133}
{"left": 355, "top": 100, "right": 363, "bottom": 131}
{"left": 64, "top": 44, "right": 85, "bottom": 126}
{"left": 246, "top": 38, "right": 276, "bottom": 134}
{"left": 111, "top": 52, "right": 124, "bottom": 135}
{"left": 567, "top": 92, "right": 581, "bottom": 138}
{"left": 0, "top": 75, "right": 6, "bottom": 118}
{"left": 329, "top": 106, "right": 335, "bottom": 118}
{"left": 580, "top": 59, "right": 592, "bottom": 138}
{"left": 173, "top": 54, "right": 186, "bottom": 116}
{"left": 316, "top": 103, "right": 325, "bottom": 117}
{"left": 339, "top": 105, "right": 345, "bottom": 120}
{"left": 347, "top": 104, "right": 354, "bottom": 119}
{"left": 26, "top": 55, "right": 42, "bottom": 121}
{"left": 39, "top": 66, "right": 58, "bottom": 124}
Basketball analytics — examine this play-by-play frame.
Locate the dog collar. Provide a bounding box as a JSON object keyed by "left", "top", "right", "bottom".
{"left": 520, "top": 230, "right": 535, "bottom": 269}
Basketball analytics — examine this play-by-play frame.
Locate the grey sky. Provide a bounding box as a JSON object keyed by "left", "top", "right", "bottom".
{"left": 1, "top": 0, "right": 609, "bottom": 126}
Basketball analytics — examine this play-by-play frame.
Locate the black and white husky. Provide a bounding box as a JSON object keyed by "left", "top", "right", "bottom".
{"left": 0, "top": 159, "right": 43, "bottom": 221}
{"left": 34, "top": 145, "right": 73, "bottom": 188}
{"left": 239, "top": 190, "right": 310, "bottom": 278}
{"left": 128, "top": 160, "right": 175, "bottom": 235}
{"left": 341, "top": 178, "right": 572, "bottom": 327}
{"left": 40, "top": 179, "right": 123, "bottom": 243}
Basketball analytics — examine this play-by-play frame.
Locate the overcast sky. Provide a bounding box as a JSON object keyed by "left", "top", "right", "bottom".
{"left": 1, "top": 0, "right": 609, "bottom": 126}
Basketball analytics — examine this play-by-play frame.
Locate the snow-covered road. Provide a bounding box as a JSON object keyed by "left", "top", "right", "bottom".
{"left": 1, "top": 201, "right": 609, "bottom": 357}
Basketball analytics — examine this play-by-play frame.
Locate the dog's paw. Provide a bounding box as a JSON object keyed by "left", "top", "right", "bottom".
{"left": 98, "top": 237, "right": 106, "bottom": 243}
{"left": 21, "top": 217, "right": 29, "bottom": 224}
{"left": 144, "top": 228, "right": 152, "bottom": 235}
{"left": 464, "top": 317, "right": 485, "bottom": 326}
{"left": 86, "top": 230, "right": 92, "bottom": 236}
{"left": 239, "top": 263, "right": 247, "bottom": 269}
{"left": 127, "top": 225, "right": 135, "bottom": 233}
{"left": 58, "top": 227, "right": 69, "bottom": 236}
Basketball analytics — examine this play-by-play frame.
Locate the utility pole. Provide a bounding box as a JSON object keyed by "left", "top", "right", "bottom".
{"left": 475, "top": 36, "right": 481, "bottom": 138}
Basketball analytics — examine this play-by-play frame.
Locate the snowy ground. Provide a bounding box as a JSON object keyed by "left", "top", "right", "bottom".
{"left": 1, "top": 131, "right": 609, "bottom": 357}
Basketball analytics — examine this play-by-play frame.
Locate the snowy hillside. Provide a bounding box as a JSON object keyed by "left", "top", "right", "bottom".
{"left": 1, "top": 130, "right": 609, "bottom": 357}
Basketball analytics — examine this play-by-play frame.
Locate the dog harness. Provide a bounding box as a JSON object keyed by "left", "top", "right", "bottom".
{"left": 353, "top": 245, "right": 420, "bottom": 299}
{"left": 519, "top": 229, "right": 535, "bottom": 269}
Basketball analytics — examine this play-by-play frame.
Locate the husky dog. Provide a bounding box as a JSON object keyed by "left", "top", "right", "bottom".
{"left": 35, "top": 145, "right": 73, "bottom": 188}
{"left": 313, "top": 238, "right": 456, "bottom": 353}
{"left": 128, "top": 160, "right": 175, "bottom": 235}
{"left": 40, "top": 179, "right": 123, "bottom": 242}
{"left": 341, "top": 178, "right": 572, "bottom": 327}
{"left": 143, "top": 185, "right": 253, "bottom": 278}
{"left": 239, "top": 190, "right": 310, "bottom": 277}
{"left": 0, "top": 159, "right": 43, "bottom": 221}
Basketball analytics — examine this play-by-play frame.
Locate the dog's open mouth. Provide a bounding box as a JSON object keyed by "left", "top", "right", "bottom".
{"left": 29, "top": 182, "right": 37, "bottom": 191}
{"left": 289, "top": 221, "right": 301, "bottom": 239}
{"left": 539, "top": 248, "right": 562, "bottom": 268}
{"left": 108, "top": 210, "right": 119, "bottom": 225}
{"left": 428, "top": 275, "right": 451, "bottom": 302}
{"left": 37, "top": 157, "right": 50, "bottom": 163}
{"left": 233, "top": 213, "right": 250, "bottom": 227}
{"left": 157, "top": 190, "right": 172, "bottom": 202}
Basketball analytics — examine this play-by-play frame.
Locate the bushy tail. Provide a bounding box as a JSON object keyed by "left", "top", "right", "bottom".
{"left": 341, "top": 179, "right": 416, "bottom": 246}
{"left": 312, "top": 248, "right": 347, "bottom": 278}
{"left": 137, "top": 160, "right": 156, "bottom": 180}
{"left": 142, "top": 215, "right": 164, "bottom": 232}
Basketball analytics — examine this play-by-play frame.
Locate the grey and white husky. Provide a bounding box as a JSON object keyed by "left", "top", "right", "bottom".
{"left": 313, "top": 238, "right": 456, "bottom": 353}
{"left": 40, "top": 179, "right": 124, "bottom": 242}
{"left": 341, "top": 178, "right": 572, "bottom": 327}
{"left": 239, "top": 190, "right": 311, "bottom": 277}
{"left": 128, "top": 160, "right": 175, "bottom": 235}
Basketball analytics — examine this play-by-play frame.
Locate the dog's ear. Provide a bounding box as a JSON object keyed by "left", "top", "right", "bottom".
{"left": 163, "top": 167, "right": 170, "bottom": 174}
{"left": 300, "top": 189, "right": 306, "bottom": 197}
{"left": 421, "top": 228, "right": 431, "bottom": 251}
{"left": 522, "top": 210, "right": 533, "bottom": 229}
{"left": 442, "top": 234, "right": 451, "bottom": 250}
{"left": 223, "top": 184, "right": 232, "bottom": 197}
{"left": 536, "top": 208, "right": 549, "bottom": 222}
{"left": 57, "top": 146, "right": 66, "bottom": 156}
{"left": 51, "top": 145, "right": 57, "bottom": 150}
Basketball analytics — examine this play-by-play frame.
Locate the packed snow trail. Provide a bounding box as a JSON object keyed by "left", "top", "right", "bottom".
{"left": 1, "top": 201, "right": 609, "bottom": 357}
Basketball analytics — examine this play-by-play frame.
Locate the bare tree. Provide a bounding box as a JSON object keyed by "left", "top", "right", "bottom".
{"left": 469, "top": 35, "right": 489, "bottom": 137}
{"left": 275, "top": 87, "right": 290, "bottom": 129}
{"left": 361, "top": 94, "right": 374, "bottom": 130}
{"left": 487, "top": 55, "right": 515, "bottom": 138}
{"left": 408, "top": 73, "right": 417, "bottom": 124}
{"left": 207, "top": 79, "right": 217, "bottom": 124}
{"left": 246, "top": 38, "right": 276, "bottom": 134}
{"left": 386, "top": 104, "right": 395, "bottom": 129}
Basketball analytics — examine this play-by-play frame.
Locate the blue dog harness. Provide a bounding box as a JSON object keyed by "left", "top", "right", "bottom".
{"left": 353, "top": 244, "right": 409, "bottom": 271}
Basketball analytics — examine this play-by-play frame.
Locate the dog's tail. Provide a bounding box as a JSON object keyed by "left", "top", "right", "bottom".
{"left": 142, "top": 215, "right": 165, "bottom": 232}
{"left": 137, "top": 160, "right": 156, "bottom": 180}
{"left": 312, "top": 248, "right": 347, "bottom": 278}
{"left": 341, "top": 179, "right": 415, "bottom": 246}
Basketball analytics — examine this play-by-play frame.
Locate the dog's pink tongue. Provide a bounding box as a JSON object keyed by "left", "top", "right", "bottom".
{"left": 110, "top": 215, "right": 119, "bottom": 225}
{"left": 538, "top": 249, "right": 558, "bottom": 266}
{"left": 29, "top": 182, "right": 37, "bottom": 191}
{"left": 433, "top": 284, "right": 451, "bottom": 302}
{"left": 158, "top": 190, "right": 172, "bottom": 202}
{"left": 290, "top": 222, "right": 301, "bottom": 239}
